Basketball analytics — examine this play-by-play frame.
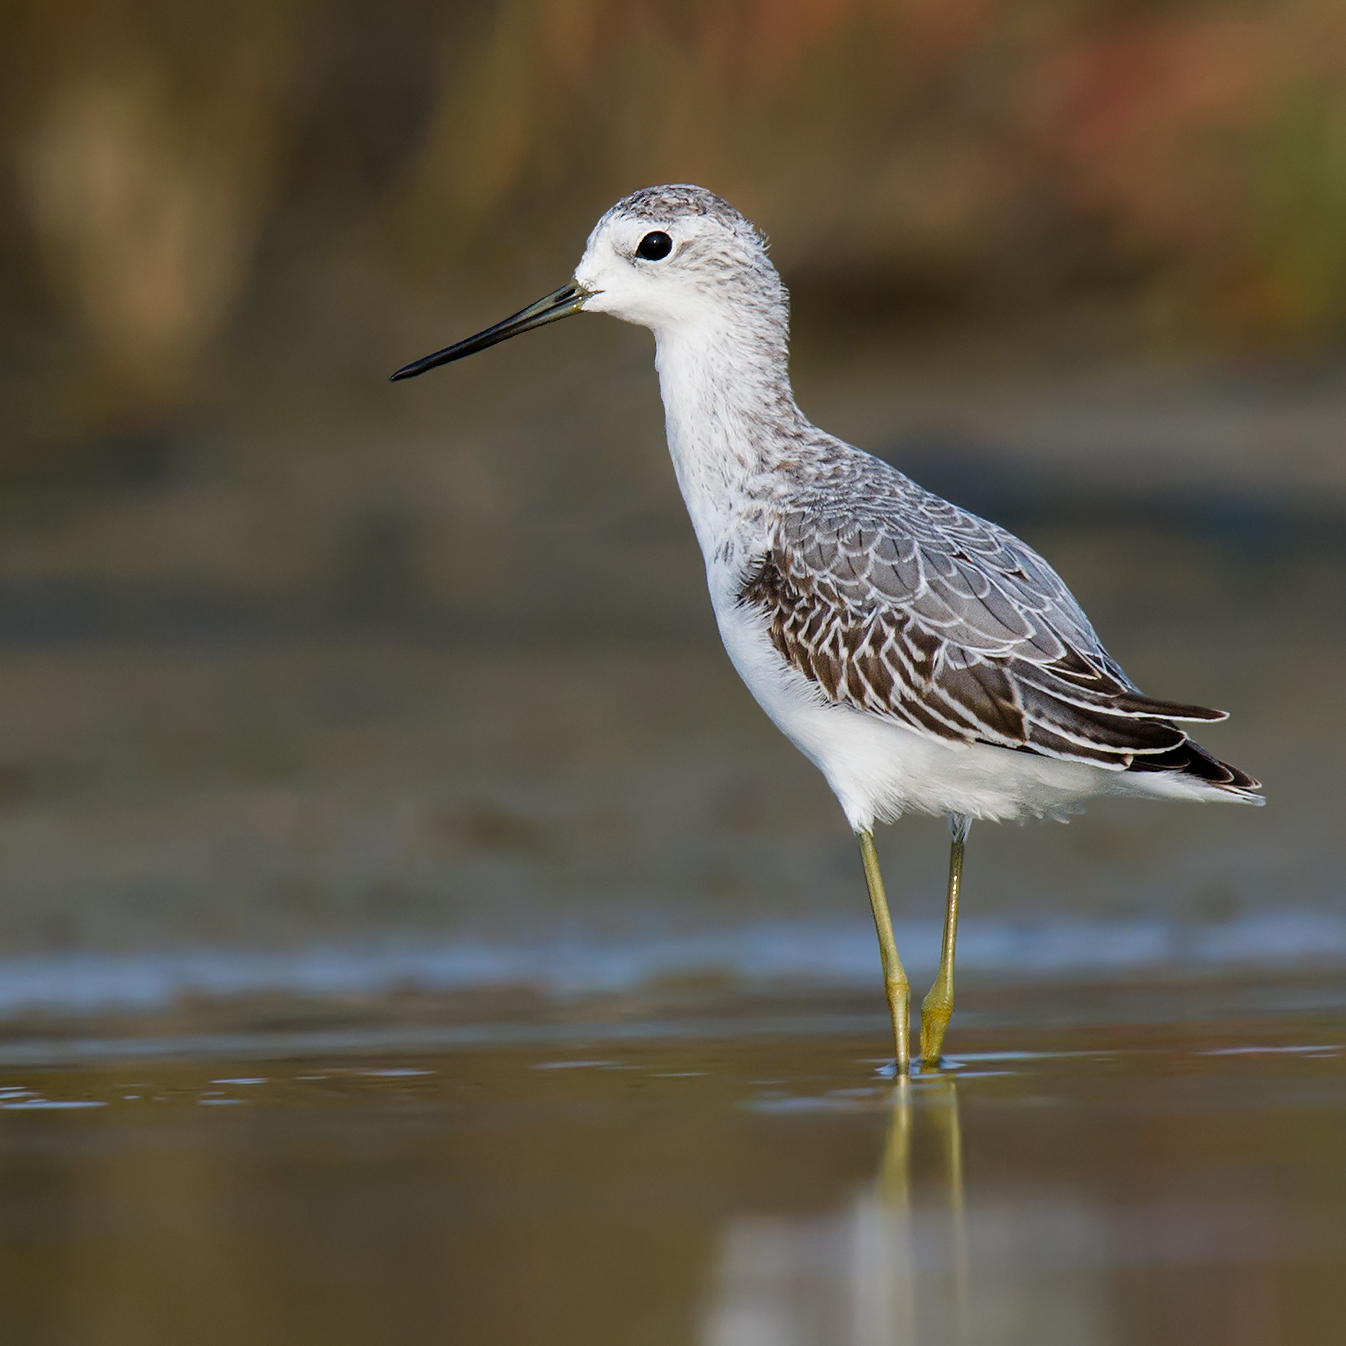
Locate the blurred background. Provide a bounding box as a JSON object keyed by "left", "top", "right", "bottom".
{"left": 0, "top": 0, "right": 1343, "bottom": 1027}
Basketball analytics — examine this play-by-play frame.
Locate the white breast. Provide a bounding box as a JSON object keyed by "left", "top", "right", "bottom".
{"left": 712, "top": 598, "right": 1139, "bottom": 831}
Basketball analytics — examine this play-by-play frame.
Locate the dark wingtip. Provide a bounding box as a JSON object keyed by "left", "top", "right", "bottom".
{"left": 1113, "top": 693, "right": 1229, "bottom": 723}
{"left": 1126, "top": 737, "right": 1262, "bottom": 793}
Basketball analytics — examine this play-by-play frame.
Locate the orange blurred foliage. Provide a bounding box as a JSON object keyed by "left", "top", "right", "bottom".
{"left": 2, "top": 0, "right": 1344, "bottom": 442}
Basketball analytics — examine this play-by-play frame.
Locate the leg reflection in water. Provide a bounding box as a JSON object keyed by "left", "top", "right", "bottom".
{"left": 865, "top": 1075, "right": 970, "bottom": 1346}
{"left": 701, "top": 1076, "right": 971, "bottom": 1346}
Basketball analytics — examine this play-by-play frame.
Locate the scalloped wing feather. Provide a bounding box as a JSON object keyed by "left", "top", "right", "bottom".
{"left": 739, "top": 469, "right": 1258, "bottom": 792}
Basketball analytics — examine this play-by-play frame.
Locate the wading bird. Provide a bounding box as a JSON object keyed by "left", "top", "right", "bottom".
{"left": 392, "top": 186, "right": 1262, "bottom": 1074}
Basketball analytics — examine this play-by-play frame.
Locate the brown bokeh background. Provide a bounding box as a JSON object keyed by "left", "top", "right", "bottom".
{"left": 6, "top": 0, "right": 1346, "bottom": 459}
{"left": 0, "top": 0, "right": 1342, "bottom": 977}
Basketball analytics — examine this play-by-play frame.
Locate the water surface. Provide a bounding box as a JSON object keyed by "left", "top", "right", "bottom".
{"left": 2, "top": 979, "right": 1343, "bottom": 1345}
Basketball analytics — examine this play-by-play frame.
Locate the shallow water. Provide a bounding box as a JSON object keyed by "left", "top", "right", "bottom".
{"left": 3, "top": 980, "right": 1344, "bottom": 1345}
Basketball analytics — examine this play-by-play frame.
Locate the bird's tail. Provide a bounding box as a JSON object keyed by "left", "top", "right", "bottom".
{"left": 1125, "top": 735, "right": 1264, "bottom": 804}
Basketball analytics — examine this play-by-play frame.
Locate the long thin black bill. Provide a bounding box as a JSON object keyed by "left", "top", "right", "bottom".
{"left": 389, "top": 281, "right": 590, "bottom": 381}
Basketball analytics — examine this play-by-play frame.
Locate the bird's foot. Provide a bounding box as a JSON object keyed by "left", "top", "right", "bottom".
{"left": 919, "top": 996, "right": 953, "bottom": 1070}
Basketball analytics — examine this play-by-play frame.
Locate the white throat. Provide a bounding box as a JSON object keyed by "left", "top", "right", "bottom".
{"left": 652, "top": 316, "right": 804, "bottom": 558}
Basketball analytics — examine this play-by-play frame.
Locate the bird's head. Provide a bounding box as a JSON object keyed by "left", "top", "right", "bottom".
{"left": 575, "top": 185, "right": 785, "bottom": 334}
{"left": 390, "top": 185, "right": 786, "bottom": 382}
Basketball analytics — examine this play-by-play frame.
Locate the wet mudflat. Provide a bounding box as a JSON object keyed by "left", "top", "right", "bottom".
{"left": 2, "top": 980, "right": 1344, "bottom": 1346}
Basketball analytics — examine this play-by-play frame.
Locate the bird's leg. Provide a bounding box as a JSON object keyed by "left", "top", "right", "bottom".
{"left": 859, "top": 829, "right": 910, "bottom": 1075}
{"left": 921, "top": 814, "right": 971, "bottom": 1068}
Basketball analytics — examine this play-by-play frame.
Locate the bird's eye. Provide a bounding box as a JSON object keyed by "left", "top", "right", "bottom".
{"left": 636, "top": 231, "right": 673, "bottom": 261}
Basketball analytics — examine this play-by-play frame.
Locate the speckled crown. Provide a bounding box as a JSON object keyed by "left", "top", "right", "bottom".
{"left": 606, "top": 185, "right": 769, "bottom": 253}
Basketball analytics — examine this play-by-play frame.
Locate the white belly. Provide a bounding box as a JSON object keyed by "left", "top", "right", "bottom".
{"left": 713, "top": 599, "right": 1169, "bottom": 832}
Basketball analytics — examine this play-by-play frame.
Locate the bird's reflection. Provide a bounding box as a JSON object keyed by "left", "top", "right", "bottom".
{"left": 863, "top": 1074, "right": 970, "bottom": 1345}
{"left": 701, "top": 1074, "right": 970, "bottom": 1346}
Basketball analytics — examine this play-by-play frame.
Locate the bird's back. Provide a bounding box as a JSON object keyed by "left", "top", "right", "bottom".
{"left": 733, "top": 434, "right": 1260, "bottom": 801}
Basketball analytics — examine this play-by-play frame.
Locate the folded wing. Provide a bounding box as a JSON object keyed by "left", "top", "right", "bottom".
{"left": 738, "top": 478, "right": 1258, "bottom": 791}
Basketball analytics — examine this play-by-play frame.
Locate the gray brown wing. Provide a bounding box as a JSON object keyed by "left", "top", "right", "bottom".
{"left": 738, "top": 488, "right": 1248, "bottom": 780}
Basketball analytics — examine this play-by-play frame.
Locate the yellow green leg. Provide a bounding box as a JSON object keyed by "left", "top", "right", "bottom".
{"left": 921, "top": 814, "right": 970, "bottom": 1068}
{"left": 859, "top": 829, "right": 910, "bottom": 1075}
